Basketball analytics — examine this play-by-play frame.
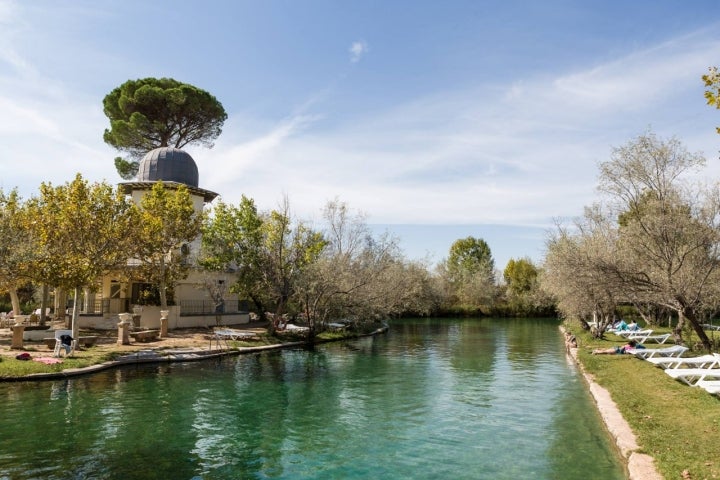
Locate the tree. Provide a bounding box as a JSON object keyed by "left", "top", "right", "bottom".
{"left": 24, "top": 174, "right": 139, "bottom": 339}
{"left": 294, "top": 199, "right": 430, "bottom": 338}
{"left": 504, "top": 257, "right": 538, "bottom": 296}
{"left": 441, "top": 236, "right": 496, "bottom": 312}
{"left": 201, "top": 196, "right": 325, "bottom": 334}
{"left": 0, "top": 189, "right": 32, "bottom": 315}
{"left": 597, "top": 133, "right": 718, "bottom": 350}
{"left": 541, "top": 206, "right": 623, "bottom": 337}
{"left": 502, "top": 257, "right": 551, "bottom": 317}
{"left": 132, "top": 182, "right": 203, "bottom": 310}
{"left": 103, "top": 77, "right": 227, "bottom": 179}
{"left": 200, "top": 196, "right": 266, "bottom": 315}
{"left": 702, "top": 66, "right": 720, "bottom": 134}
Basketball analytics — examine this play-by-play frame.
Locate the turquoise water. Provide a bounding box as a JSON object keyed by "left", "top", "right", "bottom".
{"left": 0, "top": 318, "right": 625, "bottom": 479}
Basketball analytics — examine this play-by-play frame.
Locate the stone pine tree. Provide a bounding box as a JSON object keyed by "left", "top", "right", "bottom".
{"left": 103, "top": 77, "right": 227, "bottom": 179}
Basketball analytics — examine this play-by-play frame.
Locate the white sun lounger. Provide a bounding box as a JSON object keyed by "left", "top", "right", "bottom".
{"left": 622, "top": 329, "right": 654, "bottom": 342}
{"left": 696, "top": 379, "right": 720, "bottom": 395}
{"left": 214, "top": 329, "right": 256, "bottom": 340}
{"left": 639, "top": 333, "right": 672, "bottom": 344}
{"left": 631, "top": 345, "right": 688, "bottom": 359}
{"left": 665, "top": 366, "right": 720, "bottom": 386}
{"left": 614, "top": 328, "right": 647, "bottom": 338}
{"left": 646, "top": 354, "right": 719, "bottom": 369}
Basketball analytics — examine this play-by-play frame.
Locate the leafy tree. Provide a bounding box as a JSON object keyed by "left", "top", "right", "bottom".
{"left": 541, "top": 207, "right": 623, "bottom": 337}
{"left": 294, "top": 200, "right": 423, "bottom": 337}
{"left": 24, "top": 174, "right": 139, "bottom": 338}
{"left": 0, "top": 189, "right": 33, "bottom": 315}
{"left": 504, "top": 257, "right": 538, "bottom": 296}
{"left": 441, "top": 236, "right": 496, "bottom": 312}
{"left": 103, "top": 77, "right": 227, "bottom": 179}
{"left": 200, "top": 196, "right": 266, "bottom": 314}
{"left": 132, "top": 182, "right": 203, "bottom": 310}
{"left": 501, "top": 257, "right": 551, "bottom": 317}
{"left": 702, "top": 66, "right": 720, "bottom": 134}
{"left": 597, "top": 133, "right": 717, "bottom": 350}
{"left": 202, "top": 196, "right": 325, "bottom": 333}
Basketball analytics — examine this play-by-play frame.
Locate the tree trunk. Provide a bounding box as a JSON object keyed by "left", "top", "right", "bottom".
{"left": 71, "top": 286, "right": 81, "bottom": 340}
{"left": 159, "top": 256, "right": 168, "bottom": 310}
{"left": 39, "top": 284, "right": 49, "bottom": 327}
{"left": 680, "top": 304, "right": 712, "bottom": 352}
{"left": 9, "top": 287, "right": 20, "bottom": 315}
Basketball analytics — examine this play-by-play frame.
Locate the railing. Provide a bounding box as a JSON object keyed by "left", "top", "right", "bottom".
{"left": 81, "top": 298, "right": 247, "bottom": 316}
{"left": 178, "top": 299, "right": 245, "bottom": 315}
{"left": 82, "top": 298, "right": 130, "bottom": 315}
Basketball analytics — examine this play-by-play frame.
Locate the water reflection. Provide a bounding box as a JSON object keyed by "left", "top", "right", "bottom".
{"left": 0, "top": 318, "right": 625, "bottom": 480}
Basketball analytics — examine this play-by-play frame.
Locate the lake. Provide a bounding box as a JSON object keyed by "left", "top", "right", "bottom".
{"left": 0, "top": 317, "right": 625, "bottom": 479}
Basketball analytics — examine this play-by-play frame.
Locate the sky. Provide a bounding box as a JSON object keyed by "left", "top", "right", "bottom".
{"left": 2, "top": 0, "right": 720, "bottom": 270}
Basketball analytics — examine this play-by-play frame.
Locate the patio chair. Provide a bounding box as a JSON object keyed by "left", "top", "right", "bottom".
{"left": 631, "top": 345, "right": 687, "bottom": 359}
{"left": 52, "top": 329, "right": 75, "bottom": 357}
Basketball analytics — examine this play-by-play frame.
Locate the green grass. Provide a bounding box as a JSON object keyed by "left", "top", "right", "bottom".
{"left": 0, "top": 350, "right": 119, "bottom": 379}
{"left": 571, "top": 323, "right": 720, "bottom": 479}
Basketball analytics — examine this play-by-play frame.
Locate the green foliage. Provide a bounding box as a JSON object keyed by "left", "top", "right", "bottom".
{"left": 132, "top": 182, "right": 202, "bottom": 309}
{"left": 114, "top": 157, "right": 139, "bottom": 181}
{"left": 503, "top": 257, "right": 538, "bottom": 295}
{"left": 24, "top": 174, "right": 138, "bottom": 291}
{"left": 103, "top": 77, "right": 227, "bottom": 177}
{"left": 702, "top": 66, "right": 720, "bottom": 134}
{"left": 447, "top": 236, "right": 495, "bottom": 276}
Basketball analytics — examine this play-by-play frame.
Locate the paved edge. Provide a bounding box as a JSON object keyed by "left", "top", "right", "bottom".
{"left": 563, "top": 327, "right": 663, "bottom": 480}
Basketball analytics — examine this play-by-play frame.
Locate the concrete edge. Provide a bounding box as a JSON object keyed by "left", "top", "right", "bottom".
{"left": 562, "top": 327, "right": 663, "bottom": 480}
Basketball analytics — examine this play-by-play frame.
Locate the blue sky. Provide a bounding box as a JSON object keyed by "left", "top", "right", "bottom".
{"left": 2, "top": 1, "right": 720, "bottom": 270}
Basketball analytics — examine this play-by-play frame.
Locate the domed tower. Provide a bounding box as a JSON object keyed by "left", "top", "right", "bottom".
{"left": 119, "top": 146, "right": 218, "bottom": 203}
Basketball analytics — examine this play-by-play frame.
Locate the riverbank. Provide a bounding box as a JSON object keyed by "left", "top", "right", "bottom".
{"left": 0, "top": 321, "right": 388, "bottom": 381}
{"left": 563, "top": 327, "right": 662, "bottom": 480}
{"left": 566, "top": 324, "right": 720, "bottom": 480}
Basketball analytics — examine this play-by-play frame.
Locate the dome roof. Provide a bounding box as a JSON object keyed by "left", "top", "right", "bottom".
{"left": 137, "top": 147, "right": 199, "bottom": 187}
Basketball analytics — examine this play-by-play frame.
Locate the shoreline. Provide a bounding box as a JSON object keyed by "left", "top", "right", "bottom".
{"left": 563, "top": 327, "right": 663, "bottom": 480}
{"left": 0, "top": 325, "right": 388, "bottom": 382}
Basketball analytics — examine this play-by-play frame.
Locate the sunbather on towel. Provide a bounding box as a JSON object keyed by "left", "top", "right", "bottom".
{"left": 592, "top": 340, "right": 644, "bottom": 355}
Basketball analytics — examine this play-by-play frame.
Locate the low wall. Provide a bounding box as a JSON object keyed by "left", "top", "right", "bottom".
{"left": 74, "top": 308, "right": 250, "bottom": 330}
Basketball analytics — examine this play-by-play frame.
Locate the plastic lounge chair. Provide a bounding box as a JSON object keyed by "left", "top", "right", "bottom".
{"left": 665, "top": 366, "right": 720, "bottom": 386}
{"left": 631, "top": 345, "right": 687, "bottom": 359}
{"left": 646, "top": 354, "right": 719, "bottom": 369}
{"left": 702, "top": 324, "right": 720, "bottom": 331}
{"left": 52, "top": 329, "right": 75, "bottom": 357}
{"left": 214, "top": 329, "right": 255, "bottom": 340}
{"left": 624, "top": 329, "right": 654, "bottom": 343}
{"left": 696, "top": 379, "right": 720, "bottom": 395}
{"left": 640, "top": 333, "right": 672, "bottom": 344}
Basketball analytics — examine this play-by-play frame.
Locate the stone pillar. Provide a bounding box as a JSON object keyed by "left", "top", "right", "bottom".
{"left": 132, "top": 305, "right": 142, "bottom": 328}
{"left": 117, "top": 313, "right": 132, "bottom": 345}
{"left": 11, "top": 323, "right": 25, "bottom": 349}
{"left": 159, "top": 310, "right": 169, "bottom": 338}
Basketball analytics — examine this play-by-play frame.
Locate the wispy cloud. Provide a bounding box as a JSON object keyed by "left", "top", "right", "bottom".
{"left": 349, "top": 40, "right": 368, "bottom": 63}
{"left": 204, "top": 29, "right": 720, "bottom": 229}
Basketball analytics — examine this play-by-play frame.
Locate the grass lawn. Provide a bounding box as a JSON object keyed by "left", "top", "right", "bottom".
{"left": 570, "top": 322, "right": 720, "bottom": 479}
